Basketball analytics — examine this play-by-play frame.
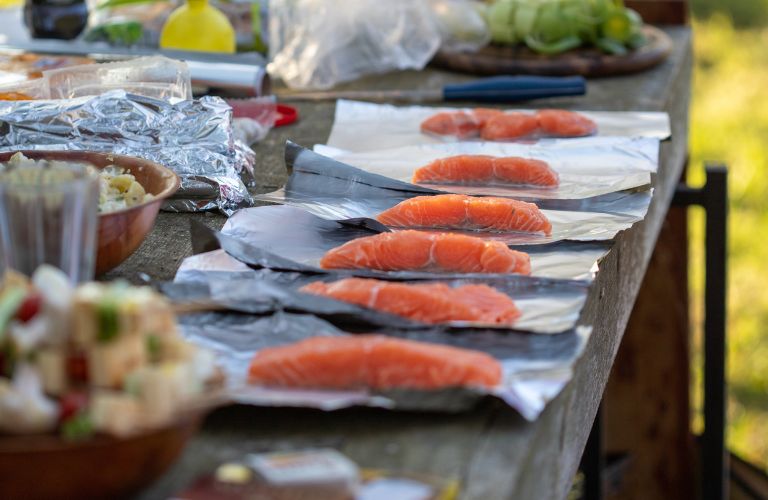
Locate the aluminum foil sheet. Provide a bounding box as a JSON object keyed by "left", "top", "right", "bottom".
{"left": 173, "top": 308, "right": 591, "bottom": 420}
{"left": 0, "top": 90, "right": 254, "bottom": 213}
{"left": 260, "top": 142, "right": 653, "bottom": 216}
{"left": 313, "top": 136, "right": 658, "bottom": 200}
{"left": 254, "top": 146, "right": 652, "bottom": 245}
{"left": 181, "top": 222, "right": 593, "bottom": 335}
{"left": 327, "top": 100, "right": 671, "bottom": 152}
{"left": 169, "top": 256, "right": 591, "bottom": 334}
{"left": 218, "top": 205, "right": 609, "bottom": 281}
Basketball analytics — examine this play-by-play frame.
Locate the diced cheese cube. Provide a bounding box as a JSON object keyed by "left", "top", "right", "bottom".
{"left": 71, "top": 296, "right": 98, "bottom": 346}
{"left": 88, "top": 335, "right": 146, "bottom": 389}
{"left": 90, "top": 391, "right": 143, "bottom": 437}
{"left": 36, "top": 349, "right": 67, "bottom": 396}
{"left": 132, "top": 363, "right": 187, "bottom": 427}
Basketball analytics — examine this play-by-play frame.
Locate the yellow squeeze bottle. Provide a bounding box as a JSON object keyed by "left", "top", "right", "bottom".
{"left": 159, "top": 0, "right": 236, "bottom": 53}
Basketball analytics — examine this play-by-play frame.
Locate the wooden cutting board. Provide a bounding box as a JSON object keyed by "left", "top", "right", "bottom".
{"left": 431, "top": 25, "right": 672, "bottom": 78}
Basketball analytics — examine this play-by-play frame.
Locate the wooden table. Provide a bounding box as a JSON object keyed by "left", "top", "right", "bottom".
{"left": 123, "top": 27, "right": 692, "bottom": 500}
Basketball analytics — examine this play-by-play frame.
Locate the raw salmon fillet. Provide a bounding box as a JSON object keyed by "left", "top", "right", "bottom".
{"left": 412, "top": 155, "right": 559, "bottom": 188}
{"left": 248, "top": 335, "right": 502, "bottom": 390}
{"left": 319, "top": 230, "right": 531, "bottom": 274}
{"left": 377, "top": 194, "right": 552, "bottom": 235}
{"left": 301, "top": 277, "right": 521, "bottom": 325}
{"left": 420, "top": 109, "right": 505, "bottom": 138}
{"left": 471, "top": 108, "right": 505, "bottom": 127}
{"left": 420, "top": 111, "right": 480, "bottom": 139}
{"left": 420, "top": 108, "right": 597, "bottom": 140}
{"left": 536, "top": 109, "right": 597, "bottom": 137}
{"left": 481, "top": 112, "right": 540, "bottom": 140}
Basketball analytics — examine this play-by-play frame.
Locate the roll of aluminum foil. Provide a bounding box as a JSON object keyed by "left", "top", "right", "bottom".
{"left": 0, "top": 90, "right": 254, "bottom": 214}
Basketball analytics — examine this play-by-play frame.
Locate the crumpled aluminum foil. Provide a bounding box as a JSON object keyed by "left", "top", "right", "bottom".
{"left": 0, "top": 90, "right": 254, "bottom": 214}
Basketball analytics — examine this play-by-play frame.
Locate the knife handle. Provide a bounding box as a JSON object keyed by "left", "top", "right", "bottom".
{"left": 442, "top": 76, "right": 586, "bottom": 103}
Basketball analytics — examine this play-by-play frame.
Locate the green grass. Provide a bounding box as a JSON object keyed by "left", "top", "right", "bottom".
{"left": 690, "top": 13, "right": 768, "bottom": 469}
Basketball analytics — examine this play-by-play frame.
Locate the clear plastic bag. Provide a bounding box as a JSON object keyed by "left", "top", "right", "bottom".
{"left": 430, "top": 0, "right": 491, "bottom": 53}
{"left": 267, "top": 0, "right": 442, "bottom": 90}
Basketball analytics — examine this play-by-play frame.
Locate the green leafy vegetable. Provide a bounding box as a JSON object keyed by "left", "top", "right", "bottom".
{"left": 84, "top": 21, "right": 144, "bottom": 46}
{"left": 486, "top": 0, "right": 647, "bottom": 55}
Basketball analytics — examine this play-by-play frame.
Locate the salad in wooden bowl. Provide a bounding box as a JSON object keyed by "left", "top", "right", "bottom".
{"left": 0, "top": 266, "right": 222, "bottom": 499}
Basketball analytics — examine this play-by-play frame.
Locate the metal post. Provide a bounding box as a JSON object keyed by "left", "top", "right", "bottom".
{"left": 582, "top": 404, "right": 604, "bottom": 500}
{"left": 702, "top": 166, "right": 728, "bottom": 500}
{"left": 672, "top": 164, "right": 729, "bottom": 500}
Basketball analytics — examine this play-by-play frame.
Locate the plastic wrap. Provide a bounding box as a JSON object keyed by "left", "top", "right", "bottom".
{"left": 326, "top": 100, "right": 672, "bottom": 152}
{"left": 174, "top": 308, "right": 591, "bottom": 420}
{"left": 0, "top": 90, "right": 253, "bottom": 213}
{"left": 430, "top": 0, "right": 491, "bottom": 53}
{"left": 313, "top": 136, "right": 658, "bottom": 200}
{"left": 267, "top": 0, "right": 441, "bottom": 89}
{"left": 43, "top": 56, "right": 192, "bottom": 101}
{"left": 228, "top": 96, "right": 278, "bottom": 146}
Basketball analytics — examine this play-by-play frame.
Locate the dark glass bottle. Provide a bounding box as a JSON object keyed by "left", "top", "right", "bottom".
{"left": 24, "top": 0, "right": 89, "bottom": 40}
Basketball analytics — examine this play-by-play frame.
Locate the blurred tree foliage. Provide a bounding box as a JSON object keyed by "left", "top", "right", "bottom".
{"left": 691, "top": 0, "right": 768, "bottom": 27}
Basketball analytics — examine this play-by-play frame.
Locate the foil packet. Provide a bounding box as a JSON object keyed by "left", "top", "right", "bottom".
{"left": 168, "top": 259, "right": 592, "bottom": 334}
{"left": 174, "top": 308, "right": 591, "bottom": 420}
{"left": 0, "top": 90, "right": 254, "bottom": 213}
{"left": 256, "top": 145, "right": 652, "bottom": 245}
{"left": 313, "top": 136, "right": 658, "bottom": 200}
{"left": 216, "top": 205, "right": 609, "bottom": 281}
{"left": 326, "top": 100, "right": 672, "bottom": 152}
{"left": 180, "top": 220, "right": 593, "bottom": 335}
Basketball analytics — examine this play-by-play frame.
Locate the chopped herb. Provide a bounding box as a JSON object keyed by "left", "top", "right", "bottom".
{"left": 0, "top": 339, "right": 17, "bottom": 377}
{"left": 0, "top": 287, "right": 26, "bottom": 342}
{"left": 61, "top": 412, "right": 94, "bottom": 441}
{"left": 146, "top": 334, "right": 161, "bottom": 363}
{"left": 96, "top": 301, "right": 119, "bottom": 342}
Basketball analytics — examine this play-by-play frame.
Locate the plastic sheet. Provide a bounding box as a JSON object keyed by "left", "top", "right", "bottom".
{"left": 174, "top": 308, "right": 591, "bottom": 419}
{"left": 313, "top": 136, "right": 658, "bottom": 200}
{"left": 326, "top": 100, "right": 672, "bottom": 152}
{"left": 0, "top": 90, "right": 253, "bottom": 213}
{"left": 268, "top": 0, "right": 441, "bottom": 90}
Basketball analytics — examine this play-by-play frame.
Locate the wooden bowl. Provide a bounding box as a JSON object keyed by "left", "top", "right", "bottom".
{"left": 0, "top": 150, "right": 180, "bottom": 275}
{"left": 0, "top": 415, "right": 201, "bottom": 500}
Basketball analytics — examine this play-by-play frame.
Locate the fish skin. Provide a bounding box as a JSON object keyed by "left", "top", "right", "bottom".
{"left": 248, "top": 334, "right": 503, "bottom": 390}
{"left": 377, "top": 194, "right": 552, "bottom": 235}
{"left": 301, "top": 277, "right": 521, "bottom": 325}
{"left": 412, "top": 155, "right": 559, "bottom": 188}
{"left": 319, "top": 230, "right": 531, "bottom": 275}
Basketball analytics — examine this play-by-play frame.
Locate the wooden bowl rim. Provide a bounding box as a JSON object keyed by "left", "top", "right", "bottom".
{"left": 0, "top": 411, "right": 202, "bottom": 455}
{"left": 0, "top": 150, "right": 181, "bottom": 217}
